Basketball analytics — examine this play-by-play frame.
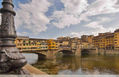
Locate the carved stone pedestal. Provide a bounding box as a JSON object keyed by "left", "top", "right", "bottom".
{"left": 0, "top": 0, "right": 29, "bottom": 74}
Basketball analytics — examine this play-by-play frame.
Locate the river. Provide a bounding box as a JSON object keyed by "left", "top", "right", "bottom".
{"left": 23, "top": 53, "right": 119, "bottom": 75}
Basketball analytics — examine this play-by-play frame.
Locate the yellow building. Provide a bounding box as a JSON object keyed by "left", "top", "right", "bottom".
{"left": 81, "top": 35, "right": 88, "bottom": 42}
{"left": 57, "top": 37, "right": 70, "bottom": 47}
{"left": 87, "top": 35, "right": 94, "bottom": 44}
{"left": 47, "top": 39, "right": 58, "bottom": 50}
{"left": 37, "top": 39, "right": 48, "bottom": 50}
{"left": 93, "top": 32, "right": 114, "bottom": 50}
{"left": 81, "top": 35, "right": 94, "bottom": 44}
{"left": 105, "top": 34, "right": 114, "bottom": 49}
{"left": 57, "top": 37, "right": 74, "bottom": 50}
{"left": 80, "top": 42, "right": 89, "bottom": 49}
{"left": 15, "top": 36, "right": 48, "bottom": 51}
{"left": 114, "top": 29, "right": 119, "bottom": 50}
{"left": 57, "top": 37, "right": 81, "bottom": 50}
{"left": 62, "top": 41, "right": 70, "bottom": 46}
{"left": 93, "top": 36, "right": 99, "bottom": 48}
{"left": 98, "top": 36, "right": 105, "bottom": 49}
{"left": 57, "top": 37, "right": 71, "bottom": 48}
{"left": 30, "top": 38, "right": 48, "bottom": 51}
{"left": 15, "top": 36, "right": 30, "bottom": 51}
{"left": 71, "top": 37, "right": 81, "bottom": 50}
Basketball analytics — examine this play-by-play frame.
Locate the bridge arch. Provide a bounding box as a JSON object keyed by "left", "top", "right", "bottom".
{"left": 36, "top": 53, "right": 47, "bottom": 60}
{"left": 81, "top": 49, "right": 90, "bottom": 56}
{"left": 59, "top": 50, "right": 73, "bottom": 55}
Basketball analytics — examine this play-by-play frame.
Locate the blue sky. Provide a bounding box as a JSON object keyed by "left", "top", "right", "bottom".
{"left": 1, "top": 0, "right": 119, "bottom": 39}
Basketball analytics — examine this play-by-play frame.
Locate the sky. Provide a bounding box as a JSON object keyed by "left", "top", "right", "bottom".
{"left": 0, "top": 0, "right": 119, "bottom": 39}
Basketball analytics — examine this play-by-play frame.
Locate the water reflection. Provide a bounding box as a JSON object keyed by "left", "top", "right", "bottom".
{"left": 24, "top": 53, "right": 119, "bottom": 75}
{"left": 23, "top": 53, "right": 38, "bottom": 64}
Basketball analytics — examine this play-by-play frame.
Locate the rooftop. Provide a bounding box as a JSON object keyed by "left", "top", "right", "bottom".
{"left": 114, "top": 29, "right": 119, "bottom": 33}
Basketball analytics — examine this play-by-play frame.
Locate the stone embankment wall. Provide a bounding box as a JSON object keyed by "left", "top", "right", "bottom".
{"left": 82, "top": 48, "right": 119, "bottom": 56}
{"left": 23, "top": 64, "right": 47, "bottom": 75}
{"left": 98, "top": 49, "right": 119, "bottom": 55}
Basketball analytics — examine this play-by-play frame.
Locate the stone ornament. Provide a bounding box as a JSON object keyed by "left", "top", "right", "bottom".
{"left": 0, "top": 0, "right": 29, "bottom": 74}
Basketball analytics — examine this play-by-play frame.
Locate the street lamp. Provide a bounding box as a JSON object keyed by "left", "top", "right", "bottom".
{"left": 0, "top": 0, "right": 29, "bottom": 74}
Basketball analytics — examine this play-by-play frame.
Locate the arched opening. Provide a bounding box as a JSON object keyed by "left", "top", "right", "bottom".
{"left": 60, "top": 50, "right": 73, "bottom": 56}
{"left": 37, "top": 53, "right": 46, "bottom": 61}
{"left": 81, "top": 49, "right": 89, "bottom": 56}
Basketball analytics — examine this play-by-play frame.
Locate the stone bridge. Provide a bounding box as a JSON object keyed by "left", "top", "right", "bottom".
{"left": 80, "top": 46, "right": 98, "bottom": 55}
{"left": 22, "top": 45, "right": 98, "bottom": 60}
{"left": 22, "top": 50, "right": 58, "bottom": 60}
{"left": 22, "top": 47, "right": 80, "bottom": 60}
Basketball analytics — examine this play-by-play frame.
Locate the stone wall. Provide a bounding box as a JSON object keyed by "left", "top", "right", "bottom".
{"left": 97, "top": 49, "right": 119, "bottom": 55}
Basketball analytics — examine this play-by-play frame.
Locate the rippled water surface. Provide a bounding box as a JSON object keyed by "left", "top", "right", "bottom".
{"left": 23, "top": 53, "right": 119, "bottom": 75}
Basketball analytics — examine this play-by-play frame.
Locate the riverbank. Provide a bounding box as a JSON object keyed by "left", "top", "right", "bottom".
{"left": 98, "top": 49, "right": 119, "bottom": 55}
{"left": 23, "top": 64, "right": 47, "bottom": 75}
{"left": 84, "top": 49, "right": 119, "bottom": 56}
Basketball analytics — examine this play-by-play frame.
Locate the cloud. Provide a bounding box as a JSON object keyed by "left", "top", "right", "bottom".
{"left": 51, "top": 0, "right": 119, "bottom": 29}
{"left": 80, "top": 0, "right": 119, "bottom": 20}
{"left": 88, "top": 0, "right": 119, "bottom": 15}
{"left": 15, "top": 0, "right": 51, "bottom": 35}
{"left": 51, "top": 11, "right": 81, "bottom": 28}
{"left": 50, "top": 0, "right": 88, "bottom": 28}
{"left": 96, "top": 17, "right": 112, "bottom": 23}
{"left": 85, "top": 21, "right": 107, "bottom": 35}
{"left": 13, "top": 0, "right": 119, "bottom": 38}
{"left": 17, "top": 32, "right": 29, "bottom": 36}
{"left": 84, "top": 20, "right": 119, "bottom": 36}
{"left": 70, "top": 32, "right": 80, "bottom": 37}
{"left": 70, "top": 31, "right": 90, "bottom": 38}
{"left": 85, "top": 22, "right": 105, "bottom": 29}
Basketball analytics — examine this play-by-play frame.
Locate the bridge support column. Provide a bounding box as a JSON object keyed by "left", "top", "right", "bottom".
{"left": 96, "top": 47, "right": 99, "bottom": 55}
{"left": 75, "top": 47, "right": 81, "bottom": 56}
{"left": 46, "top": 50, "right": 57, "bottom": 59}
{"left": 36, "top": 50, "right": 58, "bottom": 60}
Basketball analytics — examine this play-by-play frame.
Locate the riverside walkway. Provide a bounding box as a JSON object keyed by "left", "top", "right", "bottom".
{"left": 23, "top": 64, "right": 47, "bottom": 75}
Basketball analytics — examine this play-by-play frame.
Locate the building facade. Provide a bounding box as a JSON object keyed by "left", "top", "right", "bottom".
{"left": 47, "top": 39, "right": 58, "bottom": 50}
{"left": 93, "top": 32, "right": 117, "bottom": 50}
{"left": 81, "top": 35, "right": 94, "bottom": 44}
{"left": 71, "top": 37, "right": 81, "bottom": 50}
{"left": 81, "top": 35, "right": 88, "bottom": 42}
{"left": 57, "top": 37, "right": 71, "bottom": 48}
{"left": 57, "top": 36, "right": 81, "bottom": 51}
{"left": 114, "top": 29, "right": 119, "bottom": 50}
{"left": 15, "top": 36, "right": 60, "bottom": 52}
{"left": 15, "top": 36, "right": 51, "bottom": 51}
{"left": 87, "top": 35, "right": 94, "bottom": 44}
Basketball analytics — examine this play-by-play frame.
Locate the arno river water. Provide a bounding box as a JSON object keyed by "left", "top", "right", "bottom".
{"left": 23, "top": 53, "right": 119, "bottom": 75}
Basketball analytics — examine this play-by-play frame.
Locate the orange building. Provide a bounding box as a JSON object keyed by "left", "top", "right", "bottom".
{"left": 15, "top": 36, "right": 48, "bottom": 51}
{"left": 93, "top": 32, "right": 114, "bottom": 49}
{"left": 47, "top": 39, "right": 58, "bottom": 50}
{"left": 87, "top": 35, "right": 94, "bottom": 44}
{"left": 114, "top": 29, "right": 119, "bottom": 50}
